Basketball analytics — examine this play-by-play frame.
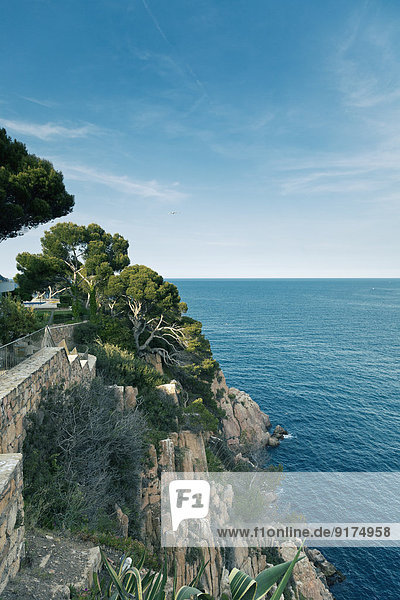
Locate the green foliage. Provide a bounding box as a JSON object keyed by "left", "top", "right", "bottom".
{"left": 0, "top": 128, "right": 74, "bottom": 241}
{"left": 140, "top": 387, "right": 182, "bottom": 440}
{"left": 229, "top": 544, "right": 304, "bottom": 600}
{"left": 15, "top": 222, "right": 129, "bottom": 317}
{"left": 78, "top": 533, "right": 159, "bottom": 570}
{"left": 23, "top": 378, "right": 147, "bottom": 534}
{"left": 88, "top": 549, "right": 204, "bottom": 600}
{"left": 52, "top": 310, "right": 77, "bottom": 324}
{"left": 108, "top": 265, "right": 182, "bottom": 322}
{"left": 96, "top": 315, "right": 137, "bottom": 350}
{"left": 266, "top": 464, "right": 284, "bottom": 472}
{"left": 205, "top": 447, "right": 225, "bottom": 472}
{"left": 91, "top": 342, "right": 166, "bottom": 389}
{"left": 182, "top": 317, "right": 212, "bottom": 355}
{"left": 74, "top": 315, "right": 137, "bottom": 352}
{"left": 74, "top": 321, "right": 100, "bottom": 345}
{"left": 15, "top": 252, "right": 63, "bottom": 300}
{"left": 86, "top": 342, "right": 180, "bottom": 436}
{"left": 81, "top": 548, "right": 301, "bottom": 600}
{"left": 0, "top": 294, "right": 41, "bottom": 344}
{"left": 182, "top": 398, "right": 219, "bottom": 433}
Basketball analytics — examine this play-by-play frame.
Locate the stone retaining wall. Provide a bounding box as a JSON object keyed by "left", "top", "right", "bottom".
{"left": 0, "top": 326, "right": 96, "bottom": 593}
{"left": 0, "top": 346, "right": 96, "bottom": 454}
{"left": 0, "top": 454, "right": 24, "bottom": 595}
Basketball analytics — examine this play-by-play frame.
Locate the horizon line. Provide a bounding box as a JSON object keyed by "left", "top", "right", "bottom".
{"left": 167, "top": 276, "right": 400, "bottom": 280}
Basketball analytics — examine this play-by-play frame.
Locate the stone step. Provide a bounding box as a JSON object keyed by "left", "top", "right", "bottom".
{"left": 1, "top": 530, "right": 101, "bottom": 600}
{"left": 87, "top": 355, "right": 96, "bottom": 372}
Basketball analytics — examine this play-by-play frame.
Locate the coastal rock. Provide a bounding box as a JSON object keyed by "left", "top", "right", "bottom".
{"left": 272, "top": 425, "right": 288, "bottom": 439}
{"left": 280, "top": 542, "right": 335, "bottom": 600}
{"left": 266, "top": 425, "right": 288, "bottom": 447}
{"left": 108, "top": 385, "right": 138, "bottom": 410}
{"left": 267, "top": 435, "right": 280, "bottom": 447}
{"left": 156, "top": 380, "right": 182, "bottom": 406}
{"left": 145, "top": 353, "right": 163, "bottom": 374}
{"left": 141, "top": 370, "right": 337, "bottom": 600}
{"left": 212, "top": 371, "right": 271, "bottom": 451}
{"left": 306, "top": 548, "right": 345, "bottom": 585}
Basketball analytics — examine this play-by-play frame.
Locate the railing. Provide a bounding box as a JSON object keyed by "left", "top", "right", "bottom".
{"left": 0, "top": 326, "right": 55, "bottom": 372}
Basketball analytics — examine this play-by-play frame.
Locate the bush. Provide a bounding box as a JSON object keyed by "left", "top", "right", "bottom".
{"left": 74, "top": 316, "right": 137, "bottom": 352}
{"left": 0, "top": 294, "right": 41, "bottom": 344}
{"left": 90, "top": 342, "right": 166, "bottom": 390}
{"left": 97, "top": 315, "right": 137, "bottom": 351}
{"left": 73, "top": 321, "right": 99, "bottom": 345}
{"left": 138, "top": 387, "right": 181, "bottom": 440}
{"left": 182, "top": 398, "right": 219, "bottom": 433}
{"left": 23, "top": 378, "right": 147, "bottom": 534}
{"left": 205, "top": 447, "right": 225, "bottom": 472}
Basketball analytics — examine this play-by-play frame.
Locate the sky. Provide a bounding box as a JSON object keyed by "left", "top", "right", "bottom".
{"left": 1, "top": 0, "right": 400, "bottom": 278}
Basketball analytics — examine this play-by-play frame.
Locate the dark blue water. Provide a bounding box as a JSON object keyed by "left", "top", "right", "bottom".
{"left": 172, "top": 279, "right": 400, "bottom": 600}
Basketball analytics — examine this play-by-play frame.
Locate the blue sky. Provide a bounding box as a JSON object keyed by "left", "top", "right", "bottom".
{"left": 1, "top": 0, "right": 400, "bottom": 278}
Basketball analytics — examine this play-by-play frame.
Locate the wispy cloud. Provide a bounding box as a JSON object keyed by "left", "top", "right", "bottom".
{"left": 273, "top": 146, "right": 400, "bottom": 200}
{"left": 335, "top": 13, "right": 400, "bottom": 109}
{"left": 59, "top": 162, "right": 187, "bottom": 202}
{"left": 19, "top": 95, "right": 57, "bottom": 108}
{"left": 141, "top": 0, "right": 208, "bottom": 99}
{"left": 0, "top": 118, "right": 99, "bottom": 140}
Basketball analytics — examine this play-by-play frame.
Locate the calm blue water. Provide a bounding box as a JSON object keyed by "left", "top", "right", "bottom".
{"left": 172, "top": 279, "right": 400, "bottom": 600}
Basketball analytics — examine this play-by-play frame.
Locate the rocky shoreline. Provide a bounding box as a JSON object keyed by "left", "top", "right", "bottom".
{"left": 139, "top": 368, "right": 344, "bottom": 600}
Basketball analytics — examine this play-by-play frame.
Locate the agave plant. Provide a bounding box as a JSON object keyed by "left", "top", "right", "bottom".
{"left": 92, "top": 543, "right": 304, "bottom": 600}
{"left": 93, "top": 549, "right": 207, "bottom": 600}
{"left": 229, "top": 542, "right": 304, "bottom": 600}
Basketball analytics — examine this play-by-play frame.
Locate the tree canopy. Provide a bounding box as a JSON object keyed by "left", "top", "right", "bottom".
{"left": 107, "top": 265, "right": 189, "bottom": 363}
{"left": 0, "top": 128, "right": 74, "bottom": 241}
{"left": 16, "top": 222, "right": 130, "bottom": 317}
{"left": 0, "top": 295, "right": 41, "bottom": 345}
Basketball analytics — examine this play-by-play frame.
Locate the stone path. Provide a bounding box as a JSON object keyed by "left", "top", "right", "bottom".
{"left": 0, "top": 530, "right": 101, "bottom": 600}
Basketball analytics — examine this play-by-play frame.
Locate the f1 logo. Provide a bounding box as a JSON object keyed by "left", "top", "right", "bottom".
{"left": 169, "top": 480, "right": 211, "bottom": 531}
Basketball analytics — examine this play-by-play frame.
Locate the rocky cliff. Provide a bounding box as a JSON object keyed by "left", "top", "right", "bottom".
{"left": 138, "top": 369, "right": 338, "bottom": 600}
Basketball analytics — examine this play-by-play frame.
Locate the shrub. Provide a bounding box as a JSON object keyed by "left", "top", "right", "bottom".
{"left": 23, "top": 378, "right": 147, "bottom": 534}
{"left": 0, "top": 294, "right": 41, "bottom": 344}
{"left": 205, "top": 447, "right": 225, "bottom": 472}
{"left": 139, "top": 387, "right": 181, "bottom": 440}
{"left": 182, "top": 398, "right": 219, "bottom": 433}
{"left": 90, "top": 342, "right": 166, "bottom": 389}
{"left": 73, "top": 321, "right": 99, "bottom": 345}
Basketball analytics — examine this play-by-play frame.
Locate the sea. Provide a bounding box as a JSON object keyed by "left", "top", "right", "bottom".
{"left": 172, "top": 279, "right": 400, "bottom": 600}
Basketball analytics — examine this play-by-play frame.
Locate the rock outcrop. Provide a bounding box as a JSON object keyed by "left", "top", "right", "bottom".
{"left": 212, "top": 371, "right": 271, "bottom": 451}
{"left": 141, "top": 425, "right": 335, "bottom": 600}
{"left": 267, "top": 424, "right": 288, "bottom": 447}
{"left": 136, "top": 366, "right": 336, "bottom": 600}
{"left": 280, "top": 543, "right": 337, "bottom": 600}
{"left": 306, "top": 548, "right": 345, "bottom": 586}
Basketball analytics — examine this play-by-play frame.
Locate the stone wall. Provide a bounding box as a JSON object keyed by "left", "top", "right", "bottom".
{"left": 49, "top": 321, "right": 87, "bottom": 349}
{"left": 0, "top": 346, "right": 96, "bottom": 454}
{"left": 0, "top": 454, "right": 24, "bottom": 595}
{"left": 0, "top": 327, "right": 96, "bottom": 592}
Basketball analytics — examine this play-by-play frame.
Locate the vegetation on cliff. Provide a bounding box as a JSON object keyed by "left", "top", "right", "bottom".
{"left": 16, "top": 220, "right": 226, "bottom": 540}
{"left": 23, "top": 379, "right": 147, "bottom": 535}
